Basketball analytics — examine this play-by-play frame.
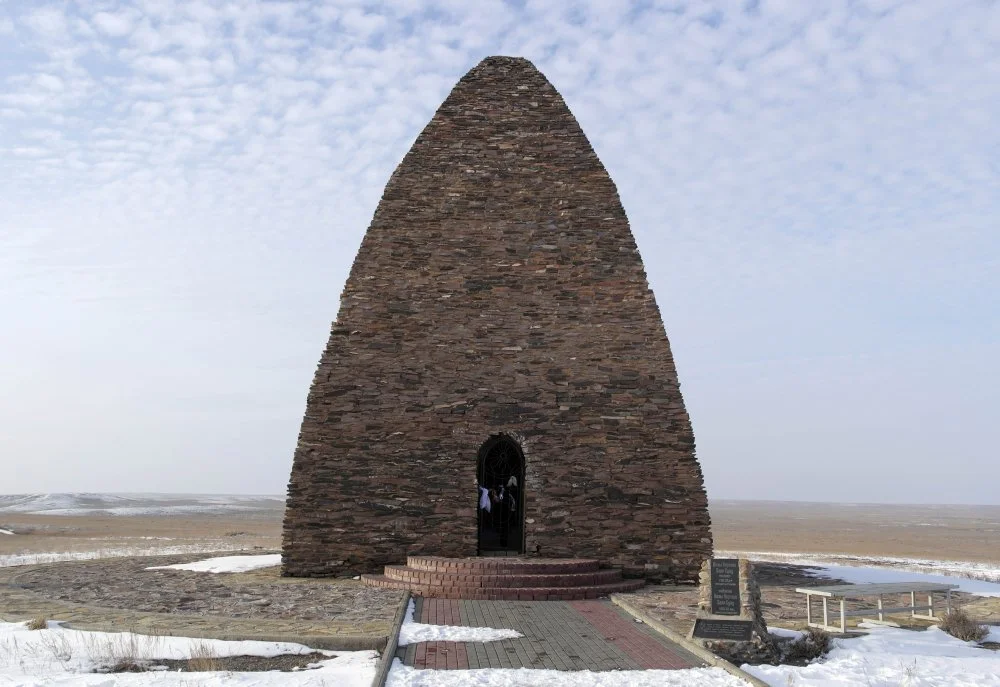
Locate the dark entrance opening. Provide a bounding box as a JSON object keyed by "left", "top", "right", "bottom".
{"left": 476, "top": 434, "right": 525, "bottom": 555}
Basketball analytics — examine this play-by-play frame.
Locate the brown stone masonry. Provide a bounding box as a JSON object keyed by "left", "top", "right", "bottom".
{"left": 282, "top": 55, "right": 712, "bottom": 581}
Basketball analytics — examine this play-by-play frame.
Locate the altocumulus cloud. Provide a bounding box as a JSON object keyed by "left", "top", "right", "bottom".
{"left": 0, "top": 0, "right": 998, "bottom": 502}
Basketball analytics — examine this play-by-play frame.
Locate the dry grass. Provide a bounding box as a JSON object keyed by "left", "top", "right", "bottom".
{"left": 186, "top": 641, "right": 220, "bottom": 672}
{"left": 939, "top": 608, "right": 989, "bottom": 642}
{"left": 84, "top": 628, "right": 163, "bottom": 673}
{"left": 24, "top": 617, "right": 47, "bottom": 631}
{"left": 782, "top": 627, "right": 832, "bottom": 665}
{"left": 38, "top": 632, "right": 74, "bottom": 667}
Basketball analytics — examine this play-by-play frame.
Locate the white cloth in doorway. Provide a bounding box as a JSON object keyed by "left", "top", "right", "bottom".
{"left": 479, "top": 486, "right": 491, "bottom": 512}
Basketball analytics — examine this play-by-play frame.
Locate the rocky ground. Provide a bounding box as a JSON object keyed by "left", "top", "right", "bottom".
{"left": 627, "top": 562, "right": 997, "bottom": 637}
{"left": 10, "top": 554, "right": 399, "bottom": 621}
{"left": 6, "top": 554, "right": 993, "bottom": 643}
{"left": 151, "top": 652, "right": 331, "bottom": 673}
{"left": 3, "top": 501, "right": 998, "bottom": 665}
{"left": 0, "top": 553, "right": 404, "bottom": 649}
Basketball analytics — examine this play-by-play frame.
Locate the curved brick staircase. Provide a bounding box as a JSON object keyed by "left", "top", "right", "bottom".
{"left": 360, "top": 556, "right": 644, "bottom": 600}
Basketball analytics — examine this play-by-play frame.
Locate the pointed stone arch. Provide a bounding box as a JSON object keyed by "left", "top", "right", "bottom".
{"left": 476, "top": 433, "right": 526, "bottom": 555}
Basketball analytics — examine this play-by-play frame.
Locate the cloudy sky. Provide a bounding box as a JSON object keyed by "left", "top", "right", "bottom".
{"left": 2, "top": 0, "right": 998, "bottom": 504}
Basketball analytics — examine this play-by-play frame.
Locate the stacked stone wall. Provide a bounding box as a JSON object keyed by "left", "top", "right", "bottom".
{"left": 282, "top": 56, "right": 712, "bottom": 581}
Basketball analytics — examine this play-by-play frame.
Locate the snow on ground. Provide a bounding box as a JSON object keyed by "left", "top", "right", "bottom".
{"left": 720, "top": 550, "right": 1000, "bottom": 586}
{"left": 768, "top": 627, "right": 805, "bottom": 640}
{"left": 387, "top": 660, "right": 748, "bottom": 686}
{"left": 146, "top": 554, "right": 282, "bottom": 573}
{"left": 811, "top": 562, "right": 1000, "bottom": 597}
{"left": 0, "top": 528, "right": 13, "bottom": 535}
{"left": 0, "top": 620, "right": 376, "bottom": 686}
{"left": 397, "top": 600, "right": 523, "bottom": 646}
{"left": 0, "top": 493, "right": 284, "bottom": 516}
{"left": 746, "top": 623, "right": 1000, "bottom": 686}
{"left": 0, "top": 544, "right": 252, "bottom": 568}
{"left": 34, "top": 506, "right": 273, "bottom": 516}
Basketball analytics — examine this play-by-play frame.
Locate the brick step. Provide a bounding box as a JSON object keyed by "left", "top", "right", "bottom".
{"left": 361, "top": 574, "right": 644, "bottom": 600}
{"left": 406, "top": 556, "right": 600, "bottom": 575}
{"left": 383, "top": 565, "right": 624, "bottom": 588}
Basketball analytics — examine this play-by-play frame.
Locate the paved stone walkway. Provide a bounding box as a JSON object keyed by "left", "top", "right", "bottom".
{"left": 396, "top": 598, "right": 704, "bottom": 671}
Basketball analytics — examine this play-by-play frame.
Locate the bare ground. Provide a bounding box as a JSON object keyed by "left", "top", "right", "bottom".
{"left": 0, "top": 511, "right": 283, "bottom": 564}
{"left": 2, "top": 499, "right": 998, "bottom": 643}
{"left": 711, "top": 500, "right": 1000, "bottom": 564}
{"left": 628, "top": 562, "right": 998, "bottom": 637}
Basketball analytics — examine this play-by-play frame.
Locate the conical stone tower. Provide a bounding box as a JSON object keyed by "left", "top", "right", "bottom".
{"left": 282, "top": 56, "right": 711, "bottom": 582}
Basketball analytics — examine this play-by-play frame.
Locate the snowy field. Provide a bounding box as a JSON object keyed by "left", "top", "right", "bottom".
{"left": 746, "top": 624, "right": 1000, "bottom": 686}
{"left": 725, "top": 553, "right": 1000, "bottom": 685}
{"left": 3, "top": 618, "right": 998, "bottom": 687}
{"left": 718, "top": 550, "right": 1000, "bottom": 595}
{"left": 0, "top": 493, "right": 284, "bottom": 517}
{"left": 0, "top": 494, "right": 282, "bottom": 568}
{"left": 0, "top": 617, "right": 749, "bottom": 687}
{"left": 0, "top": 620, "right": 376, "bottom": 686}
{"left": 0, "top": 543, "right": 257, "bottom": 568}
{"left": 813, "top": 562, "right": 1000, "bottom": 597}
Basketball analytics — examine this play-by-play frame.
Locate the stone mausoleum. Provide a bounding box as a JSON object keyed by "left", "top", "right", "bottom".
{"left": 282, "top": 56, "right": 712, "bottom": 583}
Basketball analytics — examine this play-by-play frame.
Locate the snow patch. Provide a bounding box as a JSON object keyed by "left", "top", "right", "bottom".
{"left": 398, "top": 600, "right": 523, "bottom": 646}
{"left": 719, "top": 550, "right": 1000, "bottom": 596}
{"left": 0, "top": 621, "right": 376, "bottom": 686}
{"left": 146, "top": 554, "right": 282, "bottom": 573}
{"left": 0, "top": 544, "right": 252, "bottom": 568}
{"left": 769, "top": 627, "right": 806, "bottom": 640}
{"left": 814, "top": 563, "right": 1000, "bottom": 597}
{"left": 386, "top": 659, "right": 748, "bottom": 686}
{"left": 0, "top": 528, "right": 13, "bottom": 535}
{"left": 0, "top": 493, "right": 284, "bottom": 516}
{"left": 746, "top": 623, "right": 1000, "bottom": 686}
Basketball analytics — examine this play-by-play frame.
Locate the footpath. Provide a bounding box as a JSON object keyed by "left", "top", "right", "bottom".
{"left": 396, "top": 597, "right": 704, "bottom": 670}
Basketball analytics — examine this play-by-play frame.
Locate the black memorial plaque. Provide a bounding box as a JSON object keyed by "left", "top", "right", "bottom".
{"left": 692, "top": 618, "right": 754, "bottom": 642}
{"left": 710, "top": 558, "right": 741, "bottom": 616}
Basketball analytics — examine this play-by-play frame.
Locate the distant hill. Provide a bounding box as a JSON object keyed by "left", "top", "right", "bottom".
{"left": 0, "top": 493, "right": 284, "bottom": 516}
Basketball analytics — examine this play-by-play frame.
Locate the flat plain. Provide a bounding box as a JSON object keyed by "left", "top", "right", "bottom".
{"left": 711, "top": 499, "right": 1000, "bottom": 564}
{"left": 0, "top": 495, "right": 284, "bottom": 566}
{"left": 4, "top": 497, "right": 998, "bottom": 569}
{"left": 2, "top": 495, "right": 997, "bottom": 661}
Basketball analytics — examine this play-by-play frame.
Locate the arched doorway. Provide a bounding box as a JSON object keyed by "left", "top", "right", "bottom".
{"left": 476, "top": 434, "right": 525, "bottom": 555}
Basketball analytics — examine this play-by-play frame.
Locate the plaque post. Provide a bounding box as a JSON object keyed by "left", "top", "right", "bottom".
{"left": 689, "top": 558, "right": 778, "bottom": 661}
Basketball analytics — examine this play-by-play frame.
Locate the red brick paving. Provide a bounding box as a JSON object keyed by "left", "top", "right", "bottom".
{"left": 420, "top": 598, "right": 462, "bottom": 625}
{"left": 398, "top": 597, "right": 703, "bottom": 671}
{"left": 411, "top": 641, "right": 470, "bottom": 670}
{"left": 569, "top": 599, "right": 698, "bottom": 669}
{"left": 410, "top": 599, "right": 471, "bottom": 669}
